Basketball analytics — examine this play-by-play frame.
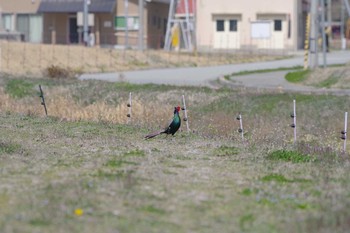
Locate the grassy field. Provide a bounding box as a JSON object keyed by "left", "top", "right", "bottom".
{"left": 1, "top": 73, "right": 350, "bottom": 233}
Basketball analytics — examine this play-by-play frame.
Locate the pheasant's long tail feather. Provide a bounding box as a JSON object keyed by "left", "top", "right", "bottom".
{"left": 145, "top": 130, "right": 165, "bottom": 139}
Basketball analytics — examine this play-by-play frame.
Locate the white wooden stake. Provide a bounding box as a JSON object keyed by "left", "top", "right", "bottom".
{"left": 342, "top": 112, "right": 348, "bottom": 152}
{"left": 293, "top": 100, "right": 297, "bottom": 144}
{"left": 237, "top": 113, "right": 244, "bottom": 140}
{"left": 182, "top": 95, "right": 190, "bottom": 132}
{"left": 127, "top": 92, "right": 132, "bottom": 123}
{"left": 290, "top": 100, "right": 297, "bottom": 144}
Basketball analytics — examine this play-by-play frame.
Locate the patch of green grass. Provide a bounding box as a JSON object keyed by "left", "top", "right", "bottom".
{"left": 231, "top": 66, "right": 302, "bottom": 77}
{"left": 104, "top": 159, "right": 138, "bottom": 168}
{"left": 123, "top": 149, "right": 145, "bottom": 157}
{"left": 94, "top": 169, "right": 134, "bottom": 180}
{"left": 257, "top": 198, "right": 276, "bottom": 206}
{"left": 261, "top": 174, "right": 290, "bottom": 183}
{"left": 214, "top": 146, "right": 239, "bottom": 157}
{"left": 29, "top": 218, "right": 51, "bottom": 226}
{"left": 0, "top": 141, "right": 20, "bottom": 155}
{"left": 5, "top": 79, "right": 36, "bottom": 98}
{"left": 139, "top": 205, "right": 166, "bottom": 215}
{"left": 261, "top": 173, "right": 312, "bottom": 184}
{"left": 223, "top": 75, "right": 230, "bottom": 80}
{"left": 267, "top": 150, "right": 315, "bottom": 163}
{"left": 296, "top": 203, "right": 310, "bottom": 209}
{"left": 239, "top": 213, "right": 255, "bottom": 230}
{"left": 285, "top": 69, "right": 310, "bottom": 83}
{"left": 316, "top": 75, "right": 340, "bottom": 88}
{"left": 241, "top": 188, "right": 253, "bottom": 196}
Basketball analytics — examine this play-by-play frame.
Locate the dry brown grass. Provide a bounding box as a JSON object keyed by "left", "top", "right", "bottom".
{"left": 0, "top": 86, "right": 172, "bottom": 125}
{"left": 0, "top": 84, "right": 214, "bottom": 138}
{"left": 0, "top": 41, "right": 285, "bottom": 76}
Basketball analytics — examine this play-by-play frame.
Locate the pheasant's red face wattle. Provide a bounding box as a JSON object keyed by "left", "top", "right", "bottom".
{"left": 176, "top": 106, "right": 181, "bottom": 112}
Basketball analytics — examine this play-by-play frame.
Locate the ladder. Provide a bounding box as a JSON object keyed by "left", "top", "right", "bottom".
{"left": 164, "top": 0, "right": 195, "bottom": 51}
{"left": 344, "top": 0, "right": 350, "bottom": 15}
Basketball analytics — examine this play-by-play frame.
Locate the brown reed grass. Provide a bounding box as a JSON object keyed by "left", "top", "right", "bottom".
{"left": 0, "top": 85, "right": 173, "bottom": 127}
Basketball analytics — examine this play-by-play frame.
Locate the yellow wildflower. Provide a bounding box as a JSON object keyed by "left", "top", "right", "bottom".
{"left": 74, "top": 208, "right": 83, "bottom": 216}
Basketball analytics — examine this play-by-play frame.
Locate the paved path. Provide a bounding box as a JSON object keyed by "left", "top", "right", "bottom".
{"left": 221, "top": 70, "right": 350, "bottom": 96}
{"left": 79, "top": 51, "right": 350, "bottom": 90}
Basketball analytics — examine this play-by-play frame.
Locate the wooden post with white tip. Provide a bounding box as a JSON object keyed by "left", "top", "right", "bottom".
{"left": 341, "top": 112, "right": 348, "bottom": 152}
{"left": 236, "top": 113, "right": 244, "bottom": 140}
{"left": 290, "top": 100, "right": 297, "bottom": 145}
{"left": 182, "top": 95, "right": 189, "bottom": 132}
{"left": 127, "top": 92, "right": 132, "bottom": 124}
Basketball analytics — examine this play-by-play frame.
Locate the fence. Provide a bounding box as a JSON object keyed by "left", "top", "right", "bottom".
{"left": 0, "top": 37, "right": 290, "bottom": 76}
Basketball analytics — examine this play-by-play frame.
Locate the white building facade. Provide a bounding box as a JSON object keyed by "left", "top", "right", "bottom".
{"left": 196, "top": 0, "right": 305, "bottom": 50}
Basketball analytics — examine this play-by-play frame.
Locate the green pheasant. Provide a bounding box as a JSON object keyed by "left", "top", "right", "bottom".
{"left": 145, "top": 106, "right": 181, "bottom": 139}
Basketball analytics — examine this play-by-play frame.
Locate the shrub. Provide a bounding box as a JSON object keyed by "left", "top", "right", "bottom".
{"left": 44, "top": 65, "right": 75, "bottom": 79}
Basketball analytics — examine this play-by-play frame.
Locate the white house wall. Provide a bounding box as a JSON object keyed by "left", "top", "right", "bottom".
{"left": 196, "top": 0, "right": 299, "bottom": 50}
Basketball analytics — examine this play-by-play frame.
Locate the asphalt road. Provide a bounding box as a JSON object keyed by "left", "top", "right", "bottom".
{"left": 79, "top": 50, "right": 350, "bottom": 89}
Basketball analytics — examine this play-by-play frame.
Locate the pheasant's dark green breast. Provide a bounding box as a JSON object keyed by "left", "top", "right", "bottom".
{"left": 166, "top": 113, "right": 181, "bottom": 135}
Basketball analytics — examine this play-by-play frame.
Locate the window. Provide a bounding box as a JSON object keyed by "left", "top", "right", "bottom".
{"left": 216, "top": 20, "right": 224, "bottom": 32}
{"left": 115, "top": 16, "right": 139, "bottom": 30}
{"left": 229, "top": 20, "right": 237, "bottom": 32}
{"left": 2, "top": 14, "right": 14, "bottom": 31}
{"left": 17, "top": 14, "right": 30, "bottom": 41}
{"left": 274, "top": 20, "right": 282, "bottom": 31}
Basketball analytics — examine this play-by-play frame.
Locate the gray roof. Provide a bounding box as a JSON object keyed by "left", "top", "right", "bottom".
{"left": 38, "top": 0, "right": 116, "bottom": 13}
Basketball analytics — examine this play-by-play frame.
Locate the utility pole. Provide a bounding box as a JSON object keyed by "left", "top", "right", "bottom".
{"left": 345, "top": 0, "right": 350, "bottom": 14}
{"left": 138, "top": 0, "right": 144, "bottom": 50}
{"left": 309, "top": 0, "right": 319, "bottom": 69}
{"left": 124, "top": 0, "right": 129, "bottom": 49}
{"left": 321, "top": 0, "right": 327, "bottom": 68}
{"left": 83, "top": 0, "right": 89, "bottom": 46}
{"left": 327, "top": 0, "right": 332, "bottom": 24}
{"left": 341, "top": 0, "right": 346, "bottom": 49}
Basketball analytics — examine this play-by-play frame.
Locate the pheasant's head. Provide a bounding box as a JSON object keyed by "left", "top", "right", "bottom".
{"left": 176, "top": 106, "right": 181, "bottom": 112}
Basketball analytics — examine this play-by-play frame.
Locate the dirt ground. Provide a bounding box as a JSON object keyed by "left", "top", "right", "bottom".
{"left": 0, "top": 41, "right": 286, "bottom": 77}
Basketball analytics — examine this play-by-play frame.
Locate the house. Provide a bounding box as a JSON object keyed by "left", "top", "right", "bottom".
{"left": 0, "top": 0, "right": 43, "bottom": 43}
{"left": 195, "top": 0, "right": 308, "bottom": 50}
{"left": 38, "top": 0, "right": 170, "bottom": 48}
